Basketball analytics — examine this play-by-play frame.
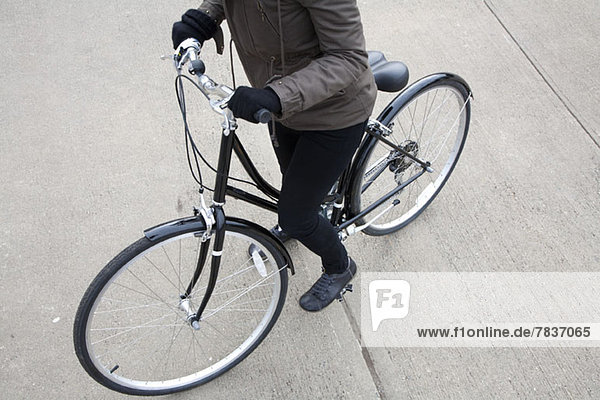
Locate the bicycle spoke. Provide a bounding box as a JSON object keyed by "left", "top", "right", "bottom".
{"left": 418, "top": 89, "right": 438, "bottom": 142}
{"left": 109, "top": 281, "right": 179, "bottom": 315}
{"left": 200, "top": 319, "right": 241, "bottom": 348}
{"left": 125, "top": 268, "right": 181, "bottom": 314}
{"left": 189, "top": 261, "right": 256, "bottom": 298}
{"left": 91, "top": 323, "right": 186, "bottom": 332}
{"left": 95, "top": 299, "right": 170, "bottom": 314}
{"left": 145, "top": 316, "right": 188, "bottom": 381}
{"left": 92, "top": 316, "right": 187, "bottom": 372}
{"left": 208, "top": 281, "right": 274, "bottom": 296}
{"left": 143, "top": 254, "right": 181, "bottom": 294}
{"left": 428, "top": 97, "right": 470, "bottom": 163}
{"left": 91, "top": 312, "right": 177, "bottom": 345}
{"left": 160, "top": 244, "right": 183, "bottom": 294}
{"left": 421, "top": 100, "right": 455, "bottom": 159}
{"left": 203, "top": 266, "right": 284, "bottom": 320}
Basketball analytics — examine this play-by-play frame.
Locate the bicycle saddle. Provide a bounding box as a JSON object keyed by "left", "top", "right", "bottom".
{"left": 368, "top": 51, "right": 409, "bottom": 92}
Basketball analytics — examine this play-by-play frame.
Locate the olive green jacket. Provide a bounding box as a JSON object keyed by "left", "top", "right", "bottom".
{"left": 199, "top": 0, "right": 377, "bottom": 130}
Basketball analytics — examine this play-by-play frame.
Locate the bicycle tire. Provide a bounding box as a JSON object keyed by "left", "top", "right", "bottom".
{"left": 73, "top": 220, "right": 288, "bottom": 395}
{"left": 350, "top": 74, "right": 471, "bottom": 236}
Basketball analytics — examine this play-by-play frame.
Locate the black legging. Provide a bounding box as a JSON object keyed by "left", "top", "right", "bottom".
{"left": 269, "top": 120, "right": 366, "bottom": 274}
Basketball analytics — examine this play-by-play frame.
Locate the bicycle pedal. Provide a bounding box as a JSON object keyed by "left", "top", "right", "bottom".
{"left": 336, "top": 284, "right": 354, "bottom": 302}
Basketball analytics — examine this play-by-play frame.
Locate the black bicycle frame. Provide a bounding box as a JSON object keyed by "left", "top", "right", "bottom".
{"left": 225, "top": 134, "right": 279, "bottom": 213}
{"left": 220, "top": 122, "right": 430, "bottom": 232}
{"left": 190, "top": 114, "right": 430, "bottom": 322}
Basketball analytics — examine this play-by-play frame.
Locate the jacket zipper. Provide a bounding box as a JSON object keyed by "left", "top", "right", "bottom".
{"left": 256, "top": 1, "right": 281, "bottom": 37}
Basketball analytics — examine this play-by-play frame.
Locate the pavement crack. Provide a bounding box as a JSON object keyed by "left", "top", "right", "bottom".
{"left": 484, "top": 0, "right": 600, "bottom": 148}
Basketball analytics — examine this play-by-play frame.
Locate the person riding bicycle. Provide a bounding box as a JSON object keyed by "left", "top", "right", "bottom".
{"left": 172, "top": 0, "right": 377, "bottom": 312}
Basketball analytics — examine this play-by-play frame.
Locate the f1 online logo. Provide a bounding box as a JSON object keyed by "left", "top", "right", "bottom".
{"left": 369, "top": 280, "right": 411, "bottom": 331}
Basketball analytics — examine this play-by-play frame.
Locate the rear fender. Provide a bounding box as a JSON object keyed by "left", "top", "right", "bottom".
{"left": 346, "top": 73, "right": 472, "bottom": 213}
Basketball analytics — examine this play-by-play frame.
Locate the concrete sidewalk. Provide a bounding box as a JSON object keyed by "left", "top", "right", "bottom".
{"left": 1, "top": 1, "right": 598, "bottom": 399}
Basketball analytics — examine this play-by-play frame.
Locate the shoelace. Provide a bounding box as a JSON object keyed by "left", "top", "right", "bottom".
{"left": 310, "top": 274, "right": 335, "bottom": 300}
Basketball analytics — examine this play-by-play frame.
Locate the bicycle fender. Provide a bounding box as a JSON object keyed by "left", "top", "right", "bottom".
{"left": 144, "top": 216, "right": 207, "bottom": 241}
{"left": 226, "top": 216, "right": 295, "bottom": 275}
{"left": 143, "top": 216, "right": 295, "bottom": 275}
{"left": 345, "top": 72, "right": 473, "bottom": 218}
{"left": 376, "top": 72, "right": 473, "bottom": 126}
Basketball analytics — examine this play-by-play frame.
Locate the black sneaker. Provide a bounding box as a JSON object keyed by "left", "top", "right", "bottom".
{"left": 299, "top": 258, "right": 357, "bottom": 312}
{"left": 248, "top": 225, "right": 290, "bottom": 259}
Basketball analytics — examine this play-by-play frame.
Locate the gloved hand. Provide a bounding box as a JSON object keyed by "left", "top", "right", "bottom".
{"left": 172, "top": 9, "right": 218, "bottom": 50}
{"left": 228, "top": 86, "right": 282, "bottom": 124}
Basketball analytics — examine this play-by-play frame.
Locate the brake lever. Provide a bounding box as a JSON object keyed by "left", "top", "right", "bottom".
{"left": 166, "top": 39, "right": 202, "bottom": 71}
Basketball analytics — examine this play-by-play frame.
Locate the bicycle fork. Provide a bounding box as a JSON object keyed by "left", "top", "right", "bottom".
{"left": 177, "top": 195, "right": 229, "bottom": 331}
{"left": 180, "top": 120, "right": 238, "bottom": 330}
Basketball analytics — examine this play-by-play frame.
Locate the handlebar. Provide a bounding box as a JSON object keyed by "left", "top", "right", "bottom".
{"left": 173, "top": 39, "right": 271, "bottom": 125}
{"left": 254, "top": 109, "right": 272, "bottom": 124}
{"left": 175, "top": 38, "right": 202, "bottom": 70}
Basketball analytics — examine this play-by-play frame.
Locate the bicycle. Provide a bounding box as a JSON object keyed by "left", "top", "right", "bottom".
{"left": 73, "top": 39, "right": 472, "bottom": 395}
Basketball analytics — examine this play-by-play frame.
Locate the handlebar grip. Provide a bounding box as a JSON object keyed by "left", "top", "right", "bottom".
{"left": 190, "top": 59, "right": 206, "bottom": 75}
{"left": 254, "top": 109, "right": 272, "bottom": 124}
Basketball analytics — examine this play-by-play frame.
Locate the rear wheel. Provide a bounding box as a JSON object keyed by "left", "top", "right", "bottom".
{"left": 351, "top": 75, "right": 471, "bottom": 235}
{"left": 73, "top": 223, "right": 288, "bottom": 395}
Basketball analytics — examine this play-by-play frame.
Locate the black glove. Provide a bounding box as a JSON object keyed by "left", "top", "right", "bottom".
{"left": 228, "top": 86, "right": 282, "bottom": 124}
{"left": 172, "top": 9, "right": 218, "bottom": 50}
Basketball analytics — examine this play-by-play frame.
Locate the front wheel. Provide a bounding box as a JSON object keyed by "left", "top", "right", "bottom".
{"left": 350, "top": 74, "right": 471, "bottom": 235}
{"left": 73, "top": 221, "right": 288, "bottom": 395}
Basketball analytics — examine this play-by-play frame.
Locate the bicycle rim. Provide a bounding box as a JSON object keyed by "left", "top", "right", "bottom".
{"left": 356, "top": 80, "right": 470, "bottom": 235}
{"left": 75, "top": 227, "right": 287, "bottom": 395}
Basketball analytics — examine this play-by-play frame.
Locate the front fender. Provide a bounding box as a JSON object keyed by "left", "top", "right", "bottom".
{"left": 143, "top": 216, "right": 295, "bottom": 275}
{"left": 144, "top": 216, "right": 207, "bottom": 241}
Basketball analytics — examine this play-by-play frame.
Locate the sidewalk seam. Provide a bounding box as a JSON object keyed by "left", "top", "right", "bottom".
{"left": 483, "top": 0, "right": 600, "bottom": 148}
{"left": 341, "top": 300, "right": 387, "bottom": 400}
